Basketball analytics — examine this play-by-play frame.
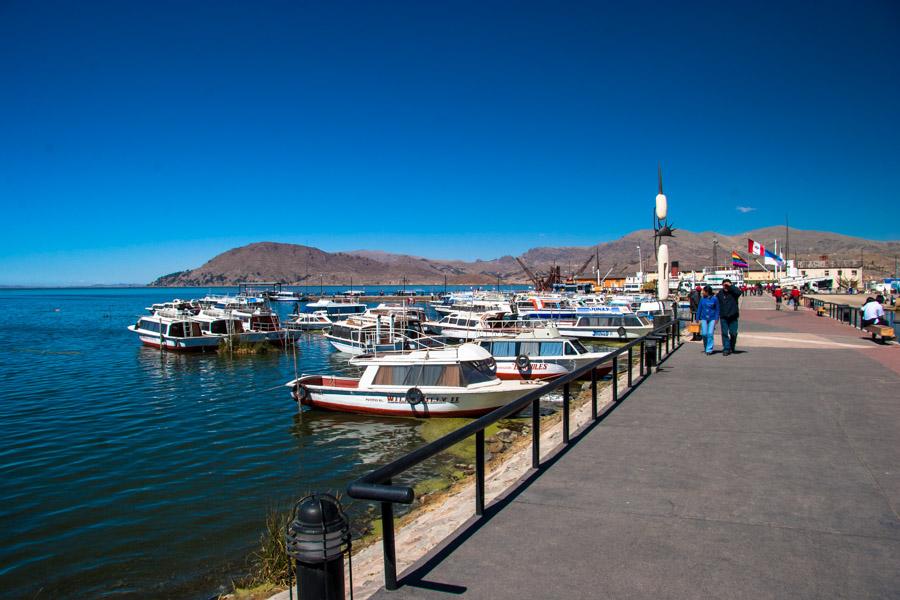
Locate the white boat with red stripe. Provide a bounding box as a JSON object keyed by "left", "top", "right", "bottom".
{"left": 285, "top": 344, "right": 543, "bottom": 418}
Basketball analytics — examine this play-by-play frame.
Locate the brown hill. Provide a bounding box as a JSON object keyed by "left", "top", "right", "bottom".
{"left": 150, "top": 228, "right": 900, "bottom": 286}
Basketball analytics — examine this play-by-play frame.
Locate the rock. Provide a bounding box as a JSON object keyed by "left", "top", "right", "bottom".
{"left": 496, "top": 430, "right": 514, "bottom": 443}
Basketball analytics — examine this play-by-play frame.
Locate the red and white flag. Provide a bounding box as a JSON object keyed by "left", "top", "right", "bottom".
{"left": 748, "top": 239, "right": 764, "bottom": 256}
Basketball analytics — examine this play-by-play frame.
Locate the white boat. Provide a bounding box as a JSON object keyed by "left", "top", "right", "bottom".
{"left": 325, "top": 305, "right": 427, "bottom": 355}
{"left": 475, "top": 327, "right": 613, "bottom": 381}
{"left": 265, "top": 290, "right": 304, "bottom": 302}
{"left": 304, "top": 296, "right": 368, "bottom": 318}
{"left": 424, "top": 310, "right": 539, "bottom": 341}
{"left": 285, "top": 310, "right": 333, "bottom": 331}
{"left": 555, "top": 313, "right": 654, "bottom": 340}
{"left": 128, "top": 311, "right": 220, "bottom": 352}
{"left": 286, "top": 343, "right": 544, "bottom": 417}
{"left": 192, "top": 308, "right": 270, "bottom": 343}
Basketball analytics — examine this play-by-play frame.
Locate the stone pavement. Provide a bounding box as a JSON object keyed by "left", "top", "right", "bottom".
{"left": 371, "top": 301, "right": 900, "bottom": 599}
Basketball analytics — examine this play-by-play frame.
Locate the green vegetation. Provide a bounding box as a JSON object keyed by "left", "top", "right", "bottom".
{"left": 236, "top": 508, "right": 293, "bottom": 591}
{"left": 218, "top": 338, "right": 274, "bottom": 355}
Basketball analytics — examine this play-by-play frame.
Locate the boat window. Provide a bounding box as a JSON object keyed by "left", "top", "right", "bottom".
{"left": 138, "top": 320, "right": 160, "bottom": 333}
{"left": 467, "top": 320, "right": 479, "bottom": 328}
{"left": 169, "top": 322, "right": 185, "bottom": 337}
{"left": 518, "top": 342, "right": 540, "bottom": 356}
{"left": 478, "top": 342, "right": 492, "bottom": 352}
{"left": 539, "top": 342, "right": 564, "bottom": 356}
{"left": 461, "top": 360, "right": 495, "bottom": 385}
{"left": 373, "top": 365, "right": 463, "bottom": 387}
{"left": 608, "top": 317, "right": 623, "bottom": 326}
{"left": 625, "top": 316, "right": 641, "bottom": 326}
{"left": 569, "top": 340, "right": 589, "bottom": 354}
{"left": 491, "top": 341, "right": 516, "bottom": 356}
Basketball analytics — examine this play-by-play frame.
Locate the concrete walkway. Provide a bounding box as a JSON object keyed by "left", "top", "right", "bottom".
{"left": 373, "top": 302, "right": 900, "bottom": 599}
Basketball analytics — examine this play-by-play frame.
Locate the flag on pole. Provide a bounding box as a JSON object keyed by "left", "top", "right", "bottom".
{"left": 731, "top": 251, "right": 749, "bottom": 269}
{"left": 763, "top": 248, "right": 785, "bottom": 266}
{"left": 748, "top": 239, "right": 763, "bottom": 256}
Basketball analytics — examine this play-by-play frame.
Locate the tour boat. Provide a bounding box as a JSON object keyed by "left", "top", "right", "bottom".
{"left": 555, "top": 313, "right": 654, "bottom": 340}
{"left": 146, "top": 299, "right": 201, "bottom": 315}
{"left": 304, "top": 296, "right": 368, "bottom": 318}
{"left": 424, "top": 310, "right": 540, "bottom": 340}
{"left": 192, "top": 308, "right": 270, "bottom": 343}
{"left": 325, "top": 305, "right": 427, "bottom": 355}
{"left": 264, "top": 290, "right": 304, "bottom": 302}
{"left": 475, "top": 327, "right": 613, "bottom": 381}
{"left": 285, "top": 310, "right": 333, "bottom": 331}
{"left": 128, "top": 310, "right": 220, "bottom": 352}
{"left": 285, "top": 343, "right": 544, "bottom": 417}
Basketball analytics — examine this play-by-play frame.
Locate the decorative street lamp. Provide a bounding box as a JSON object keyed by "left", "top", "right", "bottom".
{"left": 653, "top": 164, "right": 676, "bottom": 300}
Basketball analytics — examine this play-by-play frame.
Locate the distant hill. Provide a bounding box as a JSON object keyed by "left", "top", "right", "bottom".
{"left": 149, "top": 228, "right": 900, "bottom": 286}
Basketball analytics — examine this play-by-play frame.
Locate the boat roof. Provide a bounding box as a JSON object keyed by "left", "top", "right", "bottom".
{"left": 354, "top": 343, "right": 493, "bottom": 366}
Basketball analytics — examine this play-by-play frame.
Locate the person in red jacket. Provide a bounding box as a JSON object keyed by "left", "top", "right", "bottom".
{"left": 790, "top": 286, "right": 801, "bottom": 310}
{"left": 774, "top": 286, "right": 783, "bottom": 310}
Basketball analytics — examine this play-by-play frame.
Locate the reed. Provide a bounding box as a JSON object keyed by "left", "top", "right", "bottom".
{"left": 237, "top": 507, "right": 293, "bottom": 590}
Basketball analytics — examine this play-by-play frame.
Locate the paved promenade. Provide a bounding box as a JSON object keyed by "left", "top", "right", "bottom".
{"left": 374, "top": 296, "right": 900, "bottom": 599}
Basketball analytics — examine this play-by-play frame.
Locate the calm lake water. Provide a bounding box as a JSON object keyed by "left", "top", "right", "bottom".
{"left": 0, "top": 286, "right": 526, "bottom": 599}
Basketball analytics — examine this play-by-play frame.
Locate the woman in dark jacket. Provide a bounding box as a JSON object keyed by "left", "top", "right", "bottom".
{"left": 696, "top": 285, "right": 719, "bottom": 355}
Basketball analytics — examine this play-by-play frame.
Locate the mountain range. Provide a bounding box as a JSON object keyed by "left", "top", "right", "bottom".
{"left": 150, "top": 227, "right": 900, "bottom": 286}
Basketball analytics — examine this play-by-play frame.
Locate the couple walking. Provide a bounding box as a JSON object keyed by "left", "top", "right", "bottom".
{"left": 695, "top": 278, "right": 743, "bottom": 356}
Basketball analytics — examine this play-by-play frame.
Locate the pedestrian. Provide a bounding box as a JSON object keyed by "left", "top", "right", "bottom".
{"left": 790, "top": 286, "right": 801, "bottom": 310}
{"left": 861, "top": 295, "right": 886, "bottom": 327}
{"left": 688, "top": 285, "right": 701, "bottom": 321}
{"left": 774, "top": 286, "right": 783, "bottom": 310}
{"left": 696, "top": 285, "right": 719, "bottom": 355}
{"left": 716, "top": 278, "right": 743, "bottom": 356}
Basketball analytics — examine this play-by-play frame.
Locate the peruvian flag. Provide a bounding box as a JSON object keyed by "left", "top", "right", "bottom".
{"left": 748, "top": 239, "right": 764, "bottom": 256}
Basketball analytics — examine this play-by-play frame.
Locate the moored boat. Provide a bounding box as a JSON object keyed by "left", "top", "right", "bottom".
{"left": 286, "top": 343, "right": 544, "bottom": 417}
{"left": 285, "top": 310, "right": 333, "bottom": 331}
{"left": 475, "top": 327, "right": 613, "bottom": 380}
{"left": 128, "top": 311, "right": 220, "bottom": 352}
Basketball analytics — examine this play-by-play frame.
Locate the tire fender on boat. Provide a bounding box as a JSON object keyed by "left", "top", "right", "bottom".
{"left": 485, "top": 357, "right": 497, "bottom": 374}
{"left": 293, "top": 382, "right": 311, "bottom": 403}
{"left": 406, "top": 387, "right": 425, "bottom": 405}
{"left": 617, "top": 326, "right": 627, "bottom": 339}
{"left": 515, "top": 354, "right": 531, "bottom": 371}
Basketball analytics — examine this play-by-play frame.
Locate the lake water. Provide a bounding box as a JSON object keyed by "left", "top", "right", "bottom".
{"left": 0, "top": 286, "right": 526, "bottom": 599}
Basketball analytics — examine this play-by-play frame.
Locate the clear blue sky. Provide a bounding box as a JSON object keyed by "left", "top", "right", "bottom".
{"left": 1, "top": 0, "right": 898, "bottom": 284}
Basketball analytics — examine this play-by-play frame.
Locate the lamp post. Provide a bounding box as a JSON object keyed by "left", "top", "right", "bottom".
{"left": 636, "top": 245, "right": 643, "bottom": 278}
{"left": 712, "top": 238, "right": 718, "bottom": 269}
{"left": 653, "top": 164, "right": 675, "bottom": 301}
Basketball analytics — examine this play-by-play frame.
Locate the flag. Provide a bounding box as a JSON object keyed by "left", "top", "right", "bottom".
{"left": 748, "top": 239, "right": 763, "bottom": 256}
{"left": 763, "top": 248, "right": 785, "bottom": 266}
{"left": 731, "top": 251, "right": 749, "bottom": 269}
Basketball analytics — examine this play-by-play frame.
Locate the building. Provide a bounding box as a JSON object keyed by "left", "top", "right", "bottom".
{"left": 796, "top": 260, "right": 863, "bottom": 287}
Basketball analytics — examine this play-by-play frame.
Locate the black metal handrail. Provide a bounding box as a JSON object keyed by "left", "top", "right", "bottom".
{"left": 347, "top": 315, "right": 683, "bottom": 590}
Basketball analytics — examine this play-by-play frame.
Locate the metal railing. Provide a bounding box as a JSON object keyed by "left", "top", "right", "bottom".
{"left": 346, "top": 316, "right": 682, "bottom": 590}
{"left": 804, "top": 297, "right": 897, "bottom": 330}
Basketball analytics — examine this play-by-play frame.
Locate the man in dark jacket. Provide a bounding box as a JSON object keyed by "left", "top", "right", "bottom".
{"left": 688, "top": 286, "right": 701, "bottom": 320}
{"left": 717, "top": 278, "right": 743, "bottom": 356}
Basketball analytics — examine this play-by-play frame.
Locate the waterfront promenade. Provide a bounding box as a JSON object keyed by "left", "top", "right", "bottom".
{"left": 373, "top": 295, "right": 900, "bottom": 599}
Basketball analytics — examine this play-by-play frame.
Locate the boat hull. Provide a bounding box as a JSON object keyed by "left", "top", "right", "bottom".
{"left": 291, "top": 378, "right": 538, "bottom": 418}
{"left": 133, "top": 333, "right": 220, "bottom": 352}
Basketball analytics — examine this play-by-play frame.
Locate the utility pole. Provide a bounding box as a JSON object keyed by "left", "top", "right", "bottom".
{"left": 712, "top": 238, "right": 718, "bottom": 269}
{"left": 636, "top": 245, "right": 643, "bottom": 277}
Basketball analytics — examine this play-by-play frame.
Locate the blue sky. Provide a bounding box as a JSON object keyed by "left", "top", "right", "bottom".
{"left": 1, "top": 1, "right": 898, "bottom": 284}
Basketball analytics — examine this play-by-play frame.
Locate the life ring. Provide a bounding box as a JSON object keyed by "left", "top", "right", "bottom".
{"left": 617, "top": 326, "right": 627, "bottom": 339}
{"left": 406, "top": 387, "right": 425, "bottom": 405}
{"left": 515, "top": 354, "right": 531, "bottom": 371}
{"left": 485, "top": 357, "right": 497, "bottom": 374}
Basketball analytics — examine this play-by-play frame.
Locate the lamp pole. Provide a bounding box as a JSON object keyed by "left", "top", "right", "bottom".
{"left": 636, "top": 245, "right": 643, "bottom": 278}
{"left": 712, "top": 238, "right": 718, "bottom": 269}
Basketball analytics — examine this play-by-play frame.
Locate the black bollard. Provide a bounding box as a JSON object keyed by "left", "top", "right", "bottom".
{"left": 644, "top": 338, "right": 657, "bottom": 372}
{"left": 286, "top": 493, "right": 351, "bottom": 600}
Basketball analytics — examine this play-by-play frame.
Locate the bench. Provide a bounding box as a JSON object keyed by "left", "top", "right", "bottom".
{"left": 864, "top": 324, "right": 896, "bottom": 343}
{"left": 816, "top": 306, "right": 827, "bottom": 317}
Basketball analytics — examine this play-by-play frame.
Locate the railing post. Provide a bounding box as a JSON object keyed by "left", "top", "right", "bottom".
{"left": 475, "top": 429, "right": 485, "bottom": 516}
{"left": 381, "top": 478, "right": 398, "bottom": 591}
{"left": 590, "top": 367, "right": 597, "bottom": 419}
{"left": 612, "top": 356, "right": 618, "bottom": 403}
{"left": 627, "top": 346, "right": 633, "bottom": 387}
{"left": 531, "top": 398, "right": 540, "bottom": 469}
{"left": 562, "top": 382, "right": 570, "bottom": 444}
{"left": 639, "top": 340, "right": 645, "bottom": 376}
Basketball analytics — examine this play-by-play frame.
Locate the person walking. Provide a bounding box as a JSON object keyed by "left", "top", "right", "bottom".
{"left": 696, "top": 285, "right": 719, "bottom": 355}
{"left": 688, "top": 286, "right": 701, "bottom": 321}
{"left": 773, "top": 286, "right": 783, "bottom": 310}
{"left": 717, "top": 278, "right": 743, "bottom": 356}
{"left": 790, "top": 286, "right": 801, "bottom": 310}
